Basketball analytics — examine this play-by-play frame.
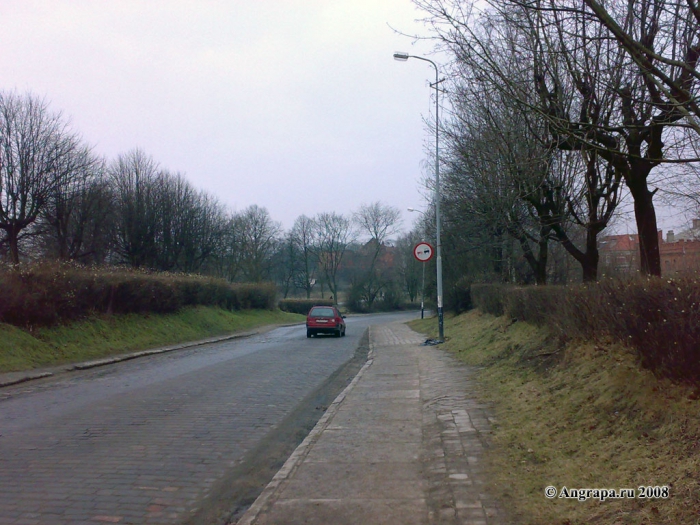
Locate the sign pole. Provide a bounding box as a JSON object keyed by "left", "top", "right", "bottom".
{"left": 413, "top": 242, "right": 434, "bottom": 321}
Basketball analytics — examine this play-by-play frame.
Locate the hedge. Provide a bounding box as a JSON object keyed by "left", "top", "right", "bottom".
{"left": 471, "top": 278, "right": 700, "bottom": 382}
{"left": 278, "top": 298, "right": 334, "bottom": 315}
{"left": 0, "top": 263, "right": 277, "bottom": 328}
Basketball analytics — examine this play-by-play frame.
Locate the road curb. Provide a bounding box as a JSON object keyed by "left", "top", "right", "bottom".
{"left": 0, "top": 322, "right": 305, "bottom": 389}
{"left": 0, "top": 372, "right": 55, "bottom": 389}
{"left": 235, "top": 326, "right": 377, "bottom": 525}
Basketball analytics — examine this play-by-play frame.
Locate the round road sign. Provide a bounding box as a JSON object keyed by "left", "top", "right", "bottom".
{"left": 413, "top": 242, "right": 434, "bottom": 262}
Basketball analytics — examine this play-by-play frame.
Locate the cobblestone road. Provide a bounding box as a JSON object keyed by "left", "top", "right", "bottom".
{"left": 0, "top": 313, "right": 416, "bottom": 525}
{"left": 236, "top": 321, "right": 503, "bottom": 525}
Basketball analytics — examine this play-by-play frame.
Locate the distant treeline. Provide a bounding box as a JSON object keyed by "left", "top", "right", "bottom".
{"left": 0, "top": 91, "right": 425, "bottom": 309}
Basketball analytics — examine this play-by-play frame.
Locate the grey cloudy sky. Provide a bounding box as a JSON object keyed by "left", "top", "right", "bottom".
{"left": 0, "top": 1, "right": 440, "bottom": 231}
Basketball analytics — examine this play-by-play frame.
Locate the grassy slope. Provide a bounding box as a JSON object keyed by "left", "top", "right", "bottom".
{"left": 0, "top": 307, "right": 304, "bottom": 373}
{"left": 410, "top": 311, "right": 700, "bottom": 525}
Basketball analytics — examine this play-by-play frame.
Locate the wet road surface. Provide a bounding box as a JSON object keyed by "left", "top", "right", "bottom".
{"left": 0, "top": 312, "right": 418, "bottom": 524}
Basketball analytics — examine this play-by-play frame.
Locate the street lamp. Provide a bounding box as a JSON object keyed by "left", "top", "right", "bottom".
{"left": 407, "top": 207, "right": 428, "bottom": 320}
{"left": 395, "top": 52, "right": 444, "bottom": 341}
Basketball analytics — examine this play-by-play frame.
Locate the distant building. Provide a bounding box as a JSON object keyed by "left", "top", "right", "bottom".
{"left": 598, "top": 221, "right": 700, "bottom": 277}
{"left": 599, "top": 233, "right": 641, "bottom": 276}
{"left": 661, "top": 219, "right": 700, "bottom": 276}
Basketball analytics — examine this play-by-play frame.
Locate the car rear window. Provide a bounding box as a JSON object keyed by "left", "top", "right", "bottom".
{"left": 310, "top": 307, "right": 335, "bottom": 317}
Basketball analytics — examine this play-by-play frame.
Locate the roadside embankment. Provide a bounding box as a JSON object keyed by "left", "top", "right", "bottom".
{"left": 0, "top": 306, "right": 304, "bottom": 374}
{"left": 0, "top": 263, "right": 307, "bottom": 375}
{"left": 410, "top": 310, "right": 700, "bottom": 525}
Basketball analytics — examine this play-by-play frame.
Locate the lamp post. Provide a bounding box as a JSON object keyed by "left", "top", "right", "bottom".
{"left": 395, "top": 52, "right": 444, "bottom": 341}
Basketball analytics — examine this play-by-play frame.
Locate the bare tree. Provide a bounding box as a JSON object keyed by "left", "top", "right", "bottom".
{"left": 147, "top": 172, "right": 226, "bottom": 272}
{"left": 236, "top": 205, "right": 281, "bottom": 282}
{"left": 209, "top": 211, "right": 246, "bottom": 282}
{"left": 463, "top": 7, "right": 623, "bottom": 283}
{"left": 315, "top": 212, "right": 353, "bottom": 305}
{"left": 395, "top": 230, "right": 424, "bottom": 302}
{"left": 443, "top": 80, "right": 560, "bottom": 284}
{"left": 273, "top": 231, "right": 298, "bottom": 298}
{"left": 40, "top": 149, "right": 113, "bottom": 262}
{"left": 109, "top": 149, "right": 161, "bottom": 268}
{"left": 0, "top": 92, "right": 81, "bottom": 263}
{"left": 178, "top": 190, "right": 226, "bottom": 273}
{"left": 290, "top": 214, "right": 318, "bottom": 298}
{"left": 352, "top": 202, "right": 403, "bottom": 308}
{"left": 415, "top": 0, "right": 691, "bottom": 276}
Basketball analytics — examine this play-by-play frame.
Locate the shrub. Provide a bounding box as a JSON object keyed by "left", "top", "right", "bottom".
{"left": 470, "top": 283, "right": 505, "bottom": 316}
{"left": 279, "top": 298, "right": 333, "bottom": 315}
{"left": 374, "top": 285, "right": 403, "bottom": 312}
{"left": 345, "top": 284, "right": 367, "bottom": 313}
{"left": 447, "top": 276, "right": 473, "bottom": 313}
{"left": 470, "top": 277, "right": 700, "bottom": 382}
{"left": 0, "top": 262, "right": 278, "bottom": 328}
{"left": 234, "top": 282, "right": 277, "bottom": 310}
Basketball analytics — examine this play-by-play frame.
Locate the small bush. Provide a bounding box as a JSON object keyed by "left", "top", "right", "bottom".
{"left": 279, "top": 298, "right": 333, "bottom": 315}
{"left": 504, "top": 285, "right": 565, "bottom": 327}
{"left": 235, "top": 282, "right": 277, "bottom": 310}
{"left": 471, "top": 283, "right": 505, "bottom": 316}
{"left": 343, "top": 283, "right": 366, "bottom": 313}
{"left": 374, "top": 285, "right": 403, "bottom": 312}
{"left": 447, "top": 276, "right": 473, "bottom": 313}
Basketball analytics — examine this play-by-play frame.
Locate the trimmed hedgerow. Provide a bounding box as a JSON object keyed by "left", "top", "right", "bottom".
{"left": 0, "top": 262, "right": 277, "bottom": 328}
{"left": 471, "top": 283, "right": 505, "bottom": 316}
{"left": 278, "top": 298, "right": 334, "bottom": 315}
{"left": 470, "top": 278, "right": 700, "bottom": 382}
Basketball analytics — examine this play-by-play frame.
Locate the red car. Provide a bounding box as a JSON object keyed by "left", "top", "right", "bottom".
{"left": 306, "top": 305, "right": 346, "bottom": 338}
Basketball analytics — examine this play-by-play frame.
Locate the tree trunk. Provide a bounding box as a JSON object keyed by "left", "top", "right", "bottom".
{"left": 492, "top": 228, "right": 504, "bottom": 279}
{"left": 552, "top": 224, "right": 600, "bottom": 282}
{"left": 581, "top": 251, "right": 599, "bottom": 282}
{"left": 580, "top": 230, "right": 600, "bottom": 282}
{"left": 628, "top": 180, "right": 661, "bottom": 276}
{"left": 8, "top": 236, "right": 20, "bottom": 264}
{"left": 5, "top": 225, "right": 20, "bottom": 264}
{"left": 535, "top": 233, "right": 548, "bottom": 285}
{"left": 516, "top": 233, "right": 548, "bottom": 285}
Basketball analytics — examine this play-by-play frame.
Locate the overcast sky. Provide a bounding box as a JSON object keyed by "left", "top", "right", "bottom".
{"left": 0, "top": 1, "right": 443, "bottom": 232}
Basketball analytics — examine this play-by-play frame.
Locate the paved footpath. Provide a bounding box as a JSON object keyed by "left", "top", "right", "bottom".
{"left": 237, "top": 322, "right": 504, "bottom": 525}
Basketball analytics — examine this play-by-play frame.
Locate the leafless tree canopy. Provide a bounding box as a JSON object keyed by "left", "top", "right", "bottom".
{"left": 0, "top": 92, "right": 82, "bottom": 263}
{"left": 351, "top": 202, "right": 403, "bottom": 307}
{"left": 415, "top": 0, "right": 700, "bottom": 277}
{"left": 315, "top": 212, "right": 353, "bottom": 304}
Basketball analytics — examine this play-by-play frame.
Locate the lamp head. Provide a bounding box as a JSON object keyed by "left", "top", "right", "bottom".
{"left": 393, "top": 52, "right": 409, "bottom": 61}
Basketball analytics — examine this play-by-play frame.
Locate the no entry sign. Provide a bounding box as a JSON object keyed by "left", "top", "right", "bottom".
{"left": 413, "top": 242, "right": 434, "bottom": 262}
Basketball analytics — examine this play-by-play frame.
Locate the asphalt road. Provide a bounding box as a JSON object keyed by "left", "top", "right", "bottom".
{"left": 0, "top": 311, "right": 419, "bottom": 525}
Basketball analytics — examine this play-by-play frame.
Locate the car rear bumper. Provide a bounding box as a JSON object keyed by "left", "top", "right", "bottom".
{"left": 306, "top": 324, "right": 342, "bottom": 335}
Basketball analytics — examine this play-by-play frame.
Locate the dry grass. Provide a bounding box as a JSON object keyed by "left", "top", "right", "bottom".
{"left": 409, "top": 311, "right": 700, "bottom": 525}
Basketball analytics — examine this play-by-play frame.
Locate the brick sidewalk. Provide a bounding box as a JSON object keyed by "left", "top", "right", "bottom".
{"left": 237, "top": 322, "right": 503, "bottom": 525}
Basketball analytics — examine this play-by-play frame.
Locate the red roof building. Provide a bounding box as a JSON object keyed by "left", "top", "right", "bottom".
{"left": 599, "top": 222, "right": 700, "bottom": 277}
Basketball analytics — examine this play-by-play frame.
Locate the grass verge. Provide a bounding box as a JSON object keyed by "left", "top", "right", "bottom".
{"left": 0, "top": 307, "right": 304, "bottom": 373}
{"left": 409, "top": 311, "right": 700, "bottom": 525}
